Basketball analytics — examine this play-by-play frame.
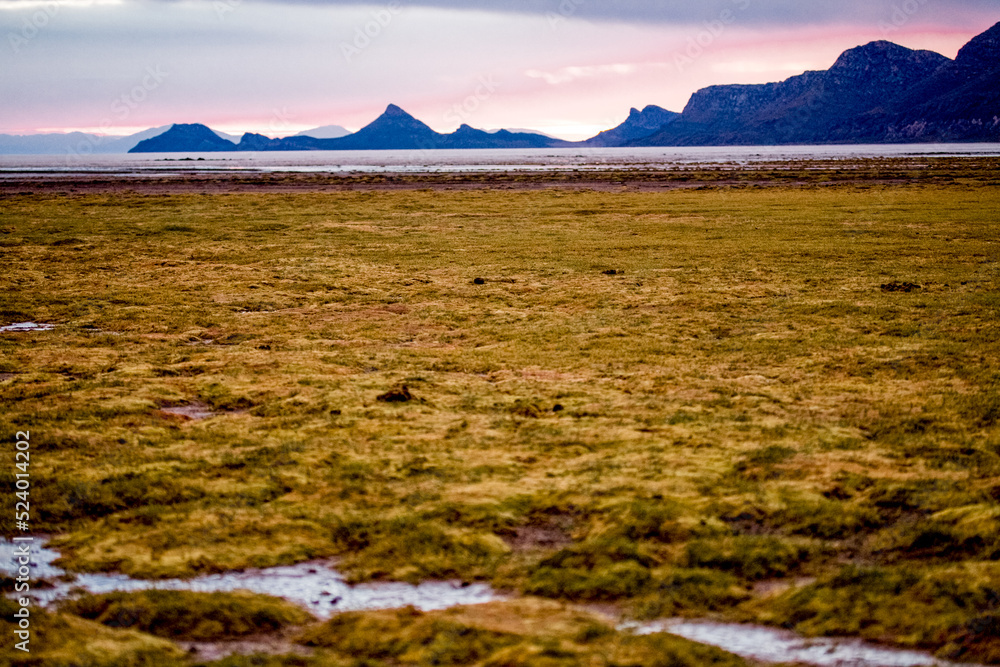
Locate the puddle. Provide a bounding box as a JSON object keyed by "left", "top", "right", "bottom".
{"left": 0, "top": 538, "right": 499, "bottom": 619}
{"left": 159, "top": 402, "right": 219, "bottom": 420}
{"left": 0, "top": 321, "right": 55, "bottom": 332}
{"left": 626, "top": 619, "right": 983, "bottom": 667}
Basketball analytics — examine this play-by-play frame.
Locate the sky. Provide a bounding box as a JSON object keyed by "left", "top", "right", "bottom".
{"left": 1, "top": 0, "right": 997, "bottom": 140}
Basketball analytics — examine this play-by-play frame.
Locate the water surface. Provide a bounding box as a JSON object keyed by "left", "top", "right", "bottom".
{"left": 1, "top": 144, "right": 997, "bottom": 176}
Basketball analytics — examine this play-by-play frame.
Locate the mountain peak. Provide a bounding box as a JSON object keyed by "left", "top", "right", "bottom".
{"left": 383, "top": 103, "right": 411, "bottom": 117}
{"left": 831, "top": 40, "right": 948, "bottom": 73}
{"left": 129, "top": 123, "right": 237, "bottom": 153}
{"left": 955, "top": 21, "right": 1000, "bottom": 68}
{"left": 585, "top": 104, "right": 678, "bottom": 146}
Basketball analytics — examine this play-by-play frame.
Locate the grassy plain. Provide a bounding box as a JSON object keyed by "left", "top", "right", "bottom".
{"left": 1, "top": 165, "right": 999, "bottom": 665}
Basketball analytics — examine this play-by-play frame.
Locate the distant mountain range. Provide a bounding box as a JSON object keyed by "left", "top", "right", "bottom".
{"left": 0, "top": 125, "right": 239, "bottom": 155}
{"left": 4, "top": 22, "right": 997, "bottom": 155}
{"left": 124, "top": 103, "right": 683, "bottom": 153}
{"left": 295, "top": 124, "right": 350, "bottom": 139}
{"left": 129, "top": 104, "right": 570, "bottom": 153}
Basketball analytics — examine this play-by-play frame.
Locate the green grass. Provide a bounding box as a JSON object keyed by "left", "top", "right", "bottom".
{"left": 0, "top": 596, "right": 184, "bottom": 666}
{"left": 294, "top": 599, "right": 749, "bottom": 667}
{"left": 1, "top": 175, "right": 999, "bottom": 662}
{"left": 59, "top": 590, "right": 315, "bottom": 640}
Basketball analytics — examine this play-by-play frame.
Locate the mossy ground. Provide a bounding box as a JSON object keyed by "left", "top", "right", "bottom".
{"left": 294, "top": 598, "right": 748, "bottom": 667}
{"left": 1, "top": 169, "right": 999, "bottom": 663}
{"left": 58, "top": 590, "right": 315, "bottom": 641}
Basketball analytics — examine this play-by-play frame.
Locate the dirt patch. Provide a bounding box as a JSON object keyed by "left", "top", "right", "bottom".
{"left": 377, "top": 384, "right": 414, "bottom": 403}
{"left": 49, "top": 237, "right": 83, "bottom": 247}
{"left": 720, "top": 510, "right": 775, "bottom": 536}
{"left": 511, "top": 402, "right": 544, "bottom": 418}
{"left": 880, "top": 281, "right": 922, "bottom": 293}
{"left": 752, "top": 577, "right": 816, "bottom": 598}
{"left": 519, "top": 368, "right": 588, "bottom": 383}
{"left": 157, "top": 402, "right": 218, "bottom": 421}
{"left": 504, "top": 517, "right": 574, "bottom": 553}
{"left": 179, "top": 631, "right": 314, "bottom": 662}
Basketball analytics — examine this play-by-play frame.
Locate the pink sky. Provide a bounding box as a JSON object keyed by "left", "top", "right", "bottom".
{"left": 1, "top": 1, "right": 994, "bottom": 141}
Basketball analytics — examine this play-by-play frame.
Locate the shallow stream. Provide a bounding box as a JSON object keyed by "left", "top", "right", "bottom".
{"left": 0, "top": 538, "right": 497, "bottom": 617}
{"left": 1, "top": 539, "right": 983, "bottom": 666}
{"left": 626, "top": 619, "right": 981, "bottom": 667}
{"left": 0, "top": 322, "right": 55, "bottom": 332}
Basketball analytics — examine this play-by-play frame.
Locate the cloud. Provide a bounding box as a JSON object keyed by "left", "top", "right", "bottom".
{"left": 0, "top": 0, "right": 121, "bottom": 8}
{"left": 13, "top": 0, "right": 988, "bottom": 27}
{"left": 0, "top": 0, "right": 992, "bottom": 135}
{"left": 525, "top": 64, "right": 639, "bottom": 85}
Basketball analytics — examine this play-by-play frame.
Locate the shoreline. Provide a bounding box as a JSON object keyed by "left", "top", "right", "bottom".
{"left": 1, "top": 156, "right": 998, "bottom": 194}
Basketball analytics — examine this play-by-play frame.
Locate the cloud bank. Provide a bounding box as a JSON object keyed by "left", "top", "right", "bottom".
{"left": 24, "top": 0, "right": 991, "bottom": 27}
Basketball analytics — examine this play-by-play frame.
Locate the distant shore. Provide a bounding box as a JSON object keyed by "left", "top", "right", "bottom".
{"left": 2, "top": 156, "right": 998, "bottom": 195}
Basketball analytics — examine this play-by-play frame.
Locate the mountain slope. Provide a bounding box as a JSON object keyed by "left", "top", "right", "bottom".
{"left": 585, "top": 105, "right": 679, "bottom": 147}
{"left": 129, "top": 124, "right": 238, "bottom": 153}
{"left": 1, "top": 126, "right": 172, "bottom": 155}
{"left": 870, "top": 21, "right": 1000, "bottom": 141}
{"left": 440, "top": 124, "right": 560, "bottom": 149}
{"left": 317, "top": 104, "right": 441, "bottom": 150}
{"left": 0, "top": 132, "right": 101, "bottom": 155}
{"left": 638, "top": 41, "right": 952, "bottom": 146}
{"left": 295, "top": 124, "right": 351, "bottom": 139}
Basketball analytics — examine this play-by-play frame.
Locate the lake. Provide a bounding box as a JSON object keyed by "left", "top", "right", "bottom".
{"left": 1, "top": 144, "right": 998, "bottom": 176}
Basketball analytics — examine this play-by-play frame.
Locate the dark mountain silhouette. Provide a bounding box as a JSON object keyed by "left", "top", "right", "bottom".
{"left": 128, "top": 23, "right": 999, "bottom": 154}
{"left": 129, "top": 124, "right": 237, "bottom": 152}
{"left": 585, "top": 105, "right": 679, "bottom": 146}
{"left": 325, "top": 103, "right": 440, "bottom": 150}
{"left": 441, "top": 124, "right": 559, "bottom": 149}
{"left": 130, "top": 105, "right": 569, "bottom": 152}
{"left": 633, "top": 21, "right": 1000, "bottom": 145}
{"left": 842, "top": 21, "right": 1000, "bottom": 142}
